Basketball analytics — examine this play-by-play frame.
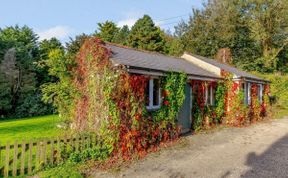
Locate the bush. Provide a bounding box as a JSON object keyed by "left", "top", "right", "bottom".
{"left": 68, "top": 144, "right": 112, "bottom": 163}
{"left": 254, "top": 73, "right": 288, "bottom": 107}
{"left": 38, "top": 163, "right": 83, "bottom": 178}
{"left": 253, "top": 72, "right": 288, "bottom": 118}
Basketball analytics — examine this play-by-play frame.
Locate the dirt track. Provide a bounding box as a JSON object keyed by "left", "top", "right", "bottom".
{"left": 92, "top": 117, "right": 288, "bottom": 178}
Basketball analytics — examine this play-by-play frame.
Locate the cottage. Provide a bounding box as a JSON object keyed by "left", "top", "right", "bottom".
{"left": 107, "top": 44, "right": 222, "bottom": 132}
{"left": 105, "top": 43, "right": 270, "bottom": 133}
{"left": 181, "top": 53, "right": 270, "bottom": 111}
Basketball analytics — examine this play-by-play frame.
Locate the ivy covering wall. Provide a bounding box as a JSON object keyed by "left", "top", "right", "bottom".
{"left": 190, "top": 70, "right": 270, "bottom": 131}
{"left": 45, "top": 37, "right": 270, "bottom": 163}
{"left": 67, "top": 37, "right": 187, "bottom": 160}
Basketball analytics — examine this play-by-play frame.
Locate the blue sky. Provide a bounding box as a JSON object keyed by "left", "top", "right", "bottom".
{"left": 0, "top": 0, "right": 205, "bottom": 42}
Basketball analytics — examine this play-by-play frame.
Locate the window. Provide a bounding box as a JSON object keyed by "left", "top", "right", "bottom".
{"left": 247, "top": 83, "right": 251, "bottom": 105}
{"left": 211, "top": 86, "right": 216, "bottom": 105}
{"left": 242, "top": 82, "right": 248, "bottom": 105}
{"left": 258, "top": 84, "right": 263, "bottom": 104}
{"left": 146, "top": 78, "right": 161, "bottom": 110}
{"left": 205, "top": 85, "right": 215, "bottom": 106}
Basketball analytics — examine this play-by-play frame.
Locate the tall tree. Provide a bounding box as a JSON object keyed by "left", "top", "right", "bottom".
{"left": 176, "top": 0, "right": 288, "bottom": 73}
{"left": 0, "top": 25, "right": 54, "bottom": 117}
{"left": 179, "top": 0, "right": 258, "bottom": 63}
{"left": 0, "top": 48, "right": 17, "bottom": 117}
{"left": 94, "top": 21, "right": 119, "bottom": 42}
{"left": 246, "top": 0, "right": 288, "bottom": 71}
{"left": 127, "top": 15, "right": 166, "bottom": 53}
{"left": 38, "top": 38, "right": 64, "bottom": 84}
{"left": 41, "top": 34, "right": 88, "bottom": 120}
{"left": 113, "top": 25, "right": 130, "bottom": 45}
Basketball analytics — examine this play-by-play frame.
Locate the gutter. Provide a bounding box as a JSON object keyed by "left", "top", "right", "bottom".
{"left": 125, "top": 65, "right": 222, "bottom": 82}
{"left": 233, "top": 76, "right": 271, "bottom": 84}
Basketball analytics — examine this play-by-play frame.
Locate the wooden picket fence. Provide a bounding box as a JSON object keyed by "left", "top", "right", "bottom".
{"left": 0, "top": 134, "right": 99, "bottom": 177}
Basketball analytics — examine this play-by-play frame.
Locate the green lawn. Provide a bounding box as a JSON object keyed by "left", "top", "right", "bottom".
{"left": 0, "top": 115, "right": 63, "bottom": 143}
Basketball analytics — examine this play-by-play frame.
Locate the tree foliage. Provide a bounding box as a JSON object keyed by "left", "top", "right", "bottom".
{"left": 113, "top": 25, "right": 130, "bottom": 45}
{"left": 127, "top": 15, "right": 167, "bottom": 53}
{"left": 94, "top": 21, "right": 119, "bottom": 42}
{"left": 0, "top": 25, "right": 53, "bottom": 118}
{"left": 176, "top": 0, "right": 288, "bottom": 73}
{"left": 41, "top": 34, "right": 89, "bottom": 120}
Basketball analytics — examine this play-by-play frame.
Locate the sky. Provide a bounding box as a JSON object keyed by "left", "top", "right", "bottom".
{"left": 0, "top": 0, "right": 205, "bottom": 42}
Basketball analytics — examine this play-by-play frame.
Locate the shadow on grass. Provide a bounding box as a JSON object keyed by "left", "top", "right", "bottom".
{"left": 242, "top": 134, "right": 288, "bottom": 178}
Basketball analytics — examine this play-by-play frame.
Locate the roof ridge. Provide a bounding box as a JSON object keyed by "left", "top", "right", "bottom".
{"left": 184, "top": 52, "right": 268, "bottom": 82}
{"left": 185, "top": 52, "right": 256, "bottom": 74}
{"left": 105, "top": 42, "right": 186, "bottom": 61}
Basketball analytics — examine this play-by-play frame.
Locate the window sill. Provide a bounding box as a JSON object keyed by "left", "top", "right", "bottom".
{"left": 146, "top": 106, "right": 161, "bottom": 111}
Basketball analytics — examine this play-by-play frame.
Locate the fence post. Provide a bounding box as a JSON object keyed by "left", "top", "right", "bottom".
{"left": 12, "top": 140, "right": 18, "bottom": 177}
{"left": 57, "top": 137, "right": 61, "bottom": 164}
{"left": 43, "top": 139, "right": 47, "bottom": 165}
{"left": 36, "top": 140, "right": 40, "bottom": 170}
{"left": 4, "top": 141, "right": 10, "bottom": 177}
{"left": 20, "top": 140, "right": 26, "bottom": 175}
{"left": 50, "top": 139, "right": 54, "bottom": 165}
{"left": 28, "top": 140, "right": 32, "bottom": 175}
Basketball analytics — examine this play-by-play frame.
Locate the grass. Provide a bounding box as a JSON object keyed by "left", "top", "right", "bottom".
{"left": 0, "top": 115, "right": 63, "bottom": 143}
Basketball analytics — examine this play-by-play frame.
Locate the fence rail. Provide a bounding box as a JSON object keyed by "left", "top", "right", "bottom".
{"left": 0, "top": 134, "right": 99, "bottom": 177}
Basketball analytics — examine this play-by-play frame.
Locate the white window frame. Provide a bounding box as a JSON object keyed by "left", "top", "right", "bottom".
{"left": 146, "top": 78, "right": 161, "bottom": 110}
{"left": 243, "top": 82, "right": 247, "bottom": 105}
{"left": 205, "top": 85, "right": 208, "bottom": 105}
{"left": 247, "top": 83, "right": 251, "bottom": 105}
{"left": 211, "top": 85, "right": 215, "bottom": 106}
{"left": 258, "top": 84, "right": 263, "bottom": 104}
{"left": 205, "top": 85, "right": 215, "bottom": 106}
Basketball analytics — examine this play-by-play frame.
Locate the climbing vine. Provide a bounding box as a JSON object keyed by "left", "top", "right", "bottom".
{"left": 70, "top": 37, "right": 188, "bottom": 160}
{"left": 261, "top": 84, "right": 271, "bottom": 117}
{"left": 214, "top": 81, "right": 227, "bottom": 123}
{"left": 249, "top": 84, "right": 262, "bottom": 123}
{"left": 190, "top": 80, "right": 218, "bottom": 131}
{"left": 153, "top": 72, "right": 187, "bottom": 123}
{"left": 59, "top": 37, "right": 271, "bottom": 163}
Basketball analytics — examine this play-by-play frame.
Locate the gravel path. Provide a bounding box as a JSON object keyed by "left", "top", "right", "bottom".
{"left": 92, "top": 117, "right": 288, "bottom": 178}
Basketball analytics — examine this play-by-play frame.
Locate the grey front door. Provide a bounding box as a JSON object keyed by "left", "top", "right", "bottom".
{"left": 177, "top": 83, "right": 192, "bottom": 133}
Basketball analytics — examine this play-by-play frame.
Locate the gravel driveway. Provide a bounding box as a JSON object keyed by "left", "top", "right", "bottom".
{"left": 92, "top": 117, "right": 288, "bottom": 178}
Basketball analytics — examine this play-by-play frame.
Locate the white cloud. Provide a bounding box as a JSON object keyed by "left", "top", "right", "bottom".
{"left": 37, "top": 26, "right": 73, "bottom": 41}
{"left": 117, "top": 18, "right": 137, "bottom": 28}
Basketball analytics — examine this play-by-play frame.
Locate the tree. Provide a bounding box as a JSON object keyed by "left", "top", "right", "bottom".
{"left": 66, "top": 34, "right": 90, "bottom": 59}
{"left": 41, "top": 34, "right": 89, "bottom": 120}
{"left": 113, "top": 25, "right": 130, "bottom": 45}
{"left": 176, "top": 0, "right": 288, "bottom": 73}
{"left": 0, "top": 25, "right": 54, "bottom": 118}
{"left": 176, "top": 0, "right": 260, "bottom": 69}
{"left": 127, "top": 15, "right": 166, "bottom": 53}
{"left": 94, "top": 21, "right": 119, "bottom": 42}
{"left": 39, "top": 38, "right": 64, "bottom": 60}
{"left": 38, "top": 38, "right": 64, "bottom": 85}
{"left": 246, "top": 0, "right": 288, "bottom": 71}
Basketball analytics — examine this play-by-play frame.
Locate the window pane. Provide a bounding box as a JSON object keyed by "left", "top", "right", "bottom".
{"left": 258, "top": 85, "right": 262, "bottom": 103}
{"left": 206, "top": 85, "right": 211, "bottom": 105}
{"left": 153, "top": 79, "right": 160, "bottom": 106}
{"left": 211, "top": 87, "right": 216, "bottom": 105}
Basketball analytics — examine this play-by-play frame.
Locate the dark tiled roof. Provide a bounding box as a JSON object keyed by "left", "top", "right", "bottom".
{"left": 189, "top": 54, "right": 265, "bottom": 81}
{"left": 107, "top": 44, "right": 219, "bottom": 79}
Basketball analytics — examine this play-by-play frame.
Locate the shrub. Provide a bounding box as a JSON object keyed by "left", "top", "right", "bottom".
{"left": 38, "top": 163, "right": 83, "bottom": 178}
{"left": 253, "top": 72, "right": 288, "bottom": 118}
{"left": 68, "top": 144, "right": 112, "bottom": 163}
